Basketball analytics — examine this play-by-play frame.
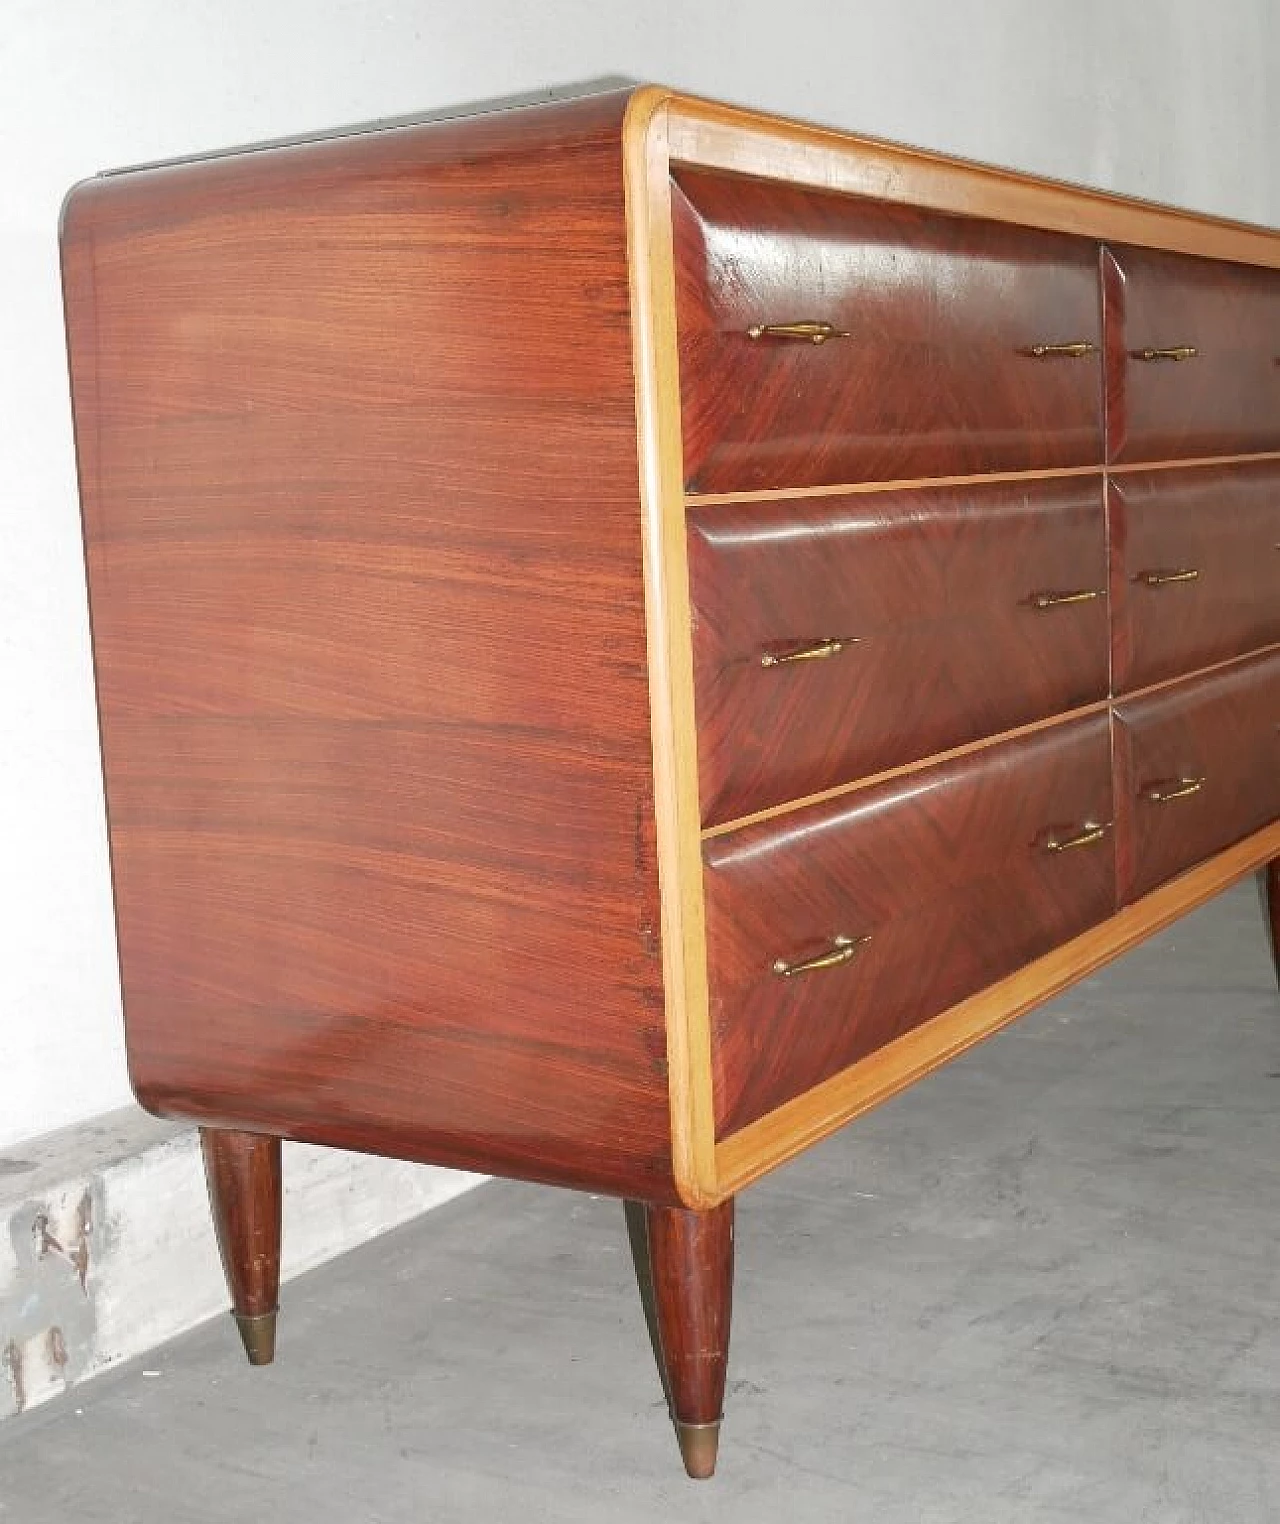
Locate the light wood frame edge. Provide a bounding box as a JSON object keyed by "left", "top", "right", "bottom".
{"left": 624, "top": 88, "right": 719, "bottom": 1209}
{"left": 716, "top": 820, "right": 1280, "bottom": 1198}
{"left": 663, "top": 90, "right": 1280, "bottom": 266}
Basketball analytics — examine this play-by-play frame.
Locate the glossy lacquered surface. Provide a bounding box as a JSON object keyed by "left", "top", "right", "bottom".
{"left": 1114, "top": 651, "right": 1280, "bottom": 904}
{"left": 1104, "top": 245, "right": 1280, "bottom": 463}
{"left": 1109, "top": 462, "right": 1280, "bottom": 692}
{"left": 703, "top": 715, "right": 1115, "bottom": 1136}
{"left": 688, "top": 478, "right": 1108, "bottom": 824}
{"left": 63, "top": 91, "right": 680, "bottom": 1202}
{"left": 671, "top": 167, "right": 1104, "bottom": 493}
{"left": 200, "top": 1129, "right": 282, "bottom": 1364}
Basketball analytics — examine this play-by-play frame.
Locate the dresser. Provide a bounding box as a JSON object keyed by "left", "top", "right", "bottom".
{"left": 60, "top": 86, "right": 1280, "bottom": 1479}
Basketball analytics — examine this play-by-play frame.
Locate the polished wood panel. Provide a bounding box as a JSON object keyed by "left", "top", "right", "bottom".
{"left": 672, "top": 166, "right": 1103, "bottom": 493}
{"left": 200, "top": 1129, "right": 282, "bottom": 1365}
{"left": 1104, "top": 245, "right": 1280, "bottom": 464}
{"left": 689, "top": 477, "right": 1108, "bottom": 824}
{"left": 63, "top": 91, "right": 680, "bottom": 1202}
{"left": 640, "top": 1199, "right": 734, "bottom": 1479}
{"left": 704, "top": 715, "right": 1114, "bottom": 1135}
{"left": 1109, "top": 462, "right": 1280, "bottom": 692}
{"left": 1114, "top": 651, "right": 1280, "bottom": 904}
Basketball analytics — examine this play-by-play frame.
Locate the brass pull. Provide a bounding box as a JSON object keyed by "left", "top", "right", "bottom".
{"left": 1143, "top": 776, "right": 1205, "bottom": 803}
{"left": 746, "top": 321, "right": 850, "bottom": 345}
{"left": 1137, "top": 568, "right": 1200, "bottom": 587}
{"left": 1028, "top": 589, "right": 1105, "bottom": 609}
{"left": 1043, "top": 821, "right": 1111, "bottom": 854}
{"left": 760, "top": 637, "right": 851, "bottom": 668}
{"left": 1133, "top": 345, "right": 1198, "bottom": 362}
{"left": 1025, "top": 341, "right": 1098, "bottom": 358}
{"left": 772, "top": 934, "right": 868, "bottom": 980}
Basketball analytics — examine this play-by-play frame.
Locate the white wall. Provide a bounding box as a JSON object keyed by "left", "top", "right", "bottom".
{"left": 1, "top": 0, "right": 1276, "bottom": 1149}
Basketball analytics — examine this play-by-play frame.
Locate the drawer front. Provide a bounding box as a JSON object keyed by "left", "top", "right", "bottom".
{"left": 1113, "top": 650, "right": 1280, "bottom": 904}
{"left": 1104, "top": 245, "right": 1280, "bottom": 463}
{"left": 689, "top": 478, "right": 1110, "bottom": 826}
{"left": 704, "top": 715, "right": 1114, "bottom": 1135}
{"left": 1110, "top": 462, "right": 1280, "bottom": 692}
{"left": 673, "top": 168, "right": 1104, "bottom": 493}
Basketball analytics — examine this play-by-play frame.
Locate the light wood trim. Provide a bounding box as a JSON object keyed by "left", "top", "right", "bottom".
{"left": 623, "top": 88, "right": 719, "bottom": 1208}
{"left": 663, "top": 92, "right": 1280, "bottom": 267}
{"left": 686, "top": 453, "right": 1280, "bottom": 509}
{"left": 714, "top": 820, "right": 1280, "bottom": 1199}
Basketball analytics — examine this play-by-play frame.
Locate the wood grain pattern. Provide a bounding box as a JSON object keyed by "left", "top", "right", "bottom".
{"left": 1114, "top": 651, "right": 1280, "bottom": 904}
{"left": 1104, "top": 244, "right": 1280, "bottom": 464}
{"left": 715, "top": 819, "right": 1280, "bottom": 1197}
{"left": 200, "top": 1128, "right": 281, "bottom": 1360}
{"left": 642, "top": 1199, "right": 734, "bottom": 1478}
{"left": 688, "top": 477, "right": 1108, "bottom": 825}
{"left": 1109, "top": 462, "right": 1280, "bottom": 692}
{"left": 63, "top": 90, "right": 682, "bottom": 1202}
{"left": 672, "top": 166, "right": 1104, "bottom": 493}
{"left": 704, "top": 714, "right": 1115, "bottom": 1136}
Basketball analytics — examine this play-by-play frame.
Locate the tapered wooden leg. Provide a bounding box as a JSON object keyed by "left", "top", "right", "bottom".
{"left": 1267, "top": 859, "right": 1280, "bottom": 990}
{"left": 199, "top": 1129, "right": 282, "bottom": 1366}
{"left": 627, "top": 1198, "right": 734, "bottom": 1480}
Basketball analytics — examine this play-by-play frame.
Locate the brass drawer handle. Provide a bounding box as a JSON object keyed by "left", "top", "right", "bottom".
{"left": 1044, "top": 821, "right": 1111, "bottom": 853}
{"left": 760, "top": 637, "right": 851, "bottom": 668}
{"left": 1025, "top": 341, "right": 1097, "bottom": 358}
{"left": 746, "top": 321, "right": 849, "bottom": 345}
{"left": 772, "top": 934, "right": 868, "bottom": 979}
{"left": 1137, "top": 567, "right": 1200, "bottom": 587}
{"left": 1029, "top": 588, "right": 1105, "bottom": 610}
{"left": 1143, "top": 776, "right": 1205, "bottom": 803}
{"left": 1133, "top": 345, "right": 1198, "bottom": 362}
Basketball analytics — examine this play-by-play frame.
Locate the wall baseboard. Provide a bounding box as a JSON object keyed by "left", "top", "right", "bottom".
{"left": 0, "top": 1107, "right": 484, "bottom": 1418}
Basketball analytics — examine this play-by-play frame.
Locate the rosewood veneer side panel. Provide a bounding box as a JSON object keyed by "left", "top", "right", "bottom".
{"left": 672, "top": 166, "right": 1104, "bottom": 493}
{"left": 704, "top": 715, "right": 1115, "bottom": 1135}
{"left": 688, "top": 477, "right": 1109, "bottom": 824}
{"left": 62, "top": 92, "right": 680, "bottom": 1200}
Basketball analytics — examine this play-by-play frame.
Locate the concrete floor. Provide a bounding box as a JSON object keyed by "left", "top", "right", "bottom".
{"left": 3, "top": 879, "right": 1280, "bottom": 1522}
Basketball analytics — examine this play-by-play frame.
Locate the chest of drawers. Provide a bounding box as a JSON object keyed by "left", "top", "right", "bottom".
{"left": 61, "top": 86, "right": 1280, "bottom": 1480}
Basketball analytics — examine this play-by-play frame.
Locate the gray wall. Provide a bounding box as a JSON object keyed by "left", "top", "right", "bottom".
{"left": 1, "top": 0, "right": 1275, "bottom": 1146}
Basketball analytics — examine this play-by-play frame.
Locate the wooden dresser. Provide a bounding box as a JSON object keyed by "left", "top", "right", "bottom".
{"left": 61, "top": 86, "right": 1280, "bottom": 1479}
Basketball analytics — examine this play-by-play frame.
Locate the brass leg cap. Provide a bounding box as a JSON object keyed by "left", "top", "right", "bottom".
{"left": 675, "top": 1419, "right": 720, "bottom": 1480}
{"left": 233, "top": 1310, "right": 277, "bottom": 1366}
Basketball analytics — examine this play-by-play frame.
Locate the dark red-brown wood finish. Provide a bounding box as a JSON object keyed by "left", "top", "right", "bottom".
{"left": 639, "top": 1201, "right": 734, "bottom": 1480}
{"left": 61, "top": 91, "right": 679, "bottom": 1203}
{"left": 672, "top": 167, "right": 1105, "bottom": 493}
{"left": 1113, "top": 651, "right": 1280, "bottom": 904}
{"left": 1108, "top": 462, "right": 1280, "bottom": 692}
{"left": 703, "top": 714, "right": 1115, "bottom": 1136}
{"left": 1103, "top": 245, "right": 1280, "bottom": 463}
{"left": 200, "top": 1129, "right": 282, "bottom": 1365}
{"left": 688, "top": 478, "right": 1109, "bottom": 824}
{"left": 1268, "top": 861, "right": 1280, "bottom": 989}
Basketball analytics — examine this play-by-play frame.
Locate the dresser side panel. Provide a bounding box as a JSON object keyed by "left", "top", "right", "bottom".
{"left": 62, "top": 93, "right": 678, "bottom": 1200}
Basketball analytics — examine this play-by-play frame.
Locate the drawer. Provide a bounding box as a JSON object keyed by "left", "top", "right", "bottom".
{"left": 672, "top": 167, "right": 1104, "bottom": 493}
{"left": 1110, "top": 462, "right": 1280, "bottom": 692}
{"left": 1103, "top": 245, "right": 1280, "bottom": 463}
{"left": 704, "top": 714, "right": 1114, "bottom": 1136}
{"left": 1113, "top": 650, "right": 1280, "bottom": 904}
{"left": 689, "top": 477, "right": 1110, "bottom": 826}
